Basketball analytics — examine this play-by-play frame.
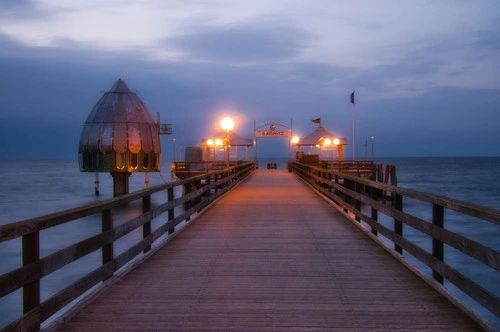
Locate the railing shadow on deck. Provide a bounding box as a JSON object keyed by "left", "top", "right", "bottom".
{"left": 0, "top": 162, "right": 255, "bottom": 331}
{"left": 292, "top": 161, "right": 500, "bottom": 328}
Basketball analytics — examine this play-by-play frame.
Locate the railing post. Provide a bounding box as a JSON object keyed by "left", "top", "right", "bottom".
{"left": 22, "top": 231, "right": 40, "bottom": 330}
{"left": 371, "top": 184, "right": 378, "bottom": 236}
{"left": 205, "top": 174, "right": 211, "bottom": 197}
{"left": 168, "top": 187, "right": 175, "bottom": 235}
{"left": 184, "top": 182, "right": 192, "bottom": 221}
{"left": 432, "top": 204, "right": 444, "bottom": 284}
{"left": 220, "top": 171, "right": 225, "bottom": 189}
{"left": 143, "top": 195, "right": 151, "bottom": 253}
{"left": 102, "top": 209, "right": 113, "bottom": 276}
{"left": 190, "top": 180, "right": 202, "bottom": 212}
{"left": 355, "top": 182, "right": 361, "bottom": 222}
{"left": 332, "top": 174, "right": 341, "bottom": 206}
{"left": 393, "top": 193, "right": 403, "bottom": 254}
{"left": 343, "top": 179, "right": 354, "bottom": 214}
{"left": 327, "top": 172, "right": 333, "bottom": 197}
{"left": 377, "top": 164, "right": 384, "bottom": 201}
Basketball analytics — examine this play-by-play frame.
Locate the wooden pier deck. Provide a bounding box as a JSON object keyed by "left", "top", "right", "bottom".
{"left": 57, "top": 170, "right": 481, "bottom": 331}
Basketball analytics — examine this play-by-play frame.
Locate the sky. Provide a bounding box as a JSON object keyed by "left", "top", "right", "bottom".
{"left": 0, "top": 0, "right": 499, "bottom": 160}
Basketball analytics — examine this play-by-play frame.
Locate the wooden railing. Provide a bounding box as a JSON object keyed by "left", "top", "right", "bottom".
{"left": 173, "top": 161, "right": 229, "bottom": 172}
{"left": 292, "top": 161, "right": 500, "bottom": 318}
{"left": 317, "top": 159, "right": 375, "bottom": 171}
{"left": 0, "top": 162, "right": 255, "bottom": 331}
{"left": 292, "top": 160, "right": 377, "bottom": 179}
{"left": 172, "top": 161, "right": 255, "bottom": 179}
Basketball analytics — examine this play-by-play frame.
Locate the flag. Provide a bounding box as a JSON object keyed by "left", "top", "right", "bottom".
{"left": 350, "top": 91, "right": 355, "bottom": 104}
{"left": 311, "top": 118, "right": 321, "bottom": 124}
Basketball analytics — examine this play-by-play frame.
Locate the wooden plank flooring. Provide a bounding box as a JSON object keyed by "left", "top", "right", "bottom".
{"left": 57, "top": 170, "right": 482, "bottom": 331}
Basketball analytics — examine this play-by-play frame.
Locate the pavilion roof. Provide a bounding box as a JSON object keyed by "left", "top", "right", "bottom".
{"left": 298, "top": 126, "right": 347, "bottom": 146}
{"left": 201, "top": 131, "right": 253, "bottom": 146}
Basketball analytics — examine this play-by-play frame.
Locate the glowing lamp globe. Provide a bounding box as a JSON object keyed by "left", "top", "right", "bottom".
{"left": 220, "top": 117, "right": 234, "bottom": 131}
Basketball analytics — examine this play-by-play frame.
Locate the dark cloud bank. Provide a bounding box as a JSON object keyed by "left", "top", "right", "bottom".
{"left": 0, "top": 20, "right": 499, "bottom": 160}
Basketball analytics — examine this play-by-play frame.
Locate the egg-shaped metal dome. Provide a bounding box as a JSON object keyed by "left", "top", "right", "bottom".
{"left": 79, "top": 79, "right": 161, "bottom": 173}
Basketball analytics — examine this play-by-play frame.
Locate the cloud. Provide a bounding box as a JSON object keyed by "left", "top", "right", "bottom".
{"left": 0, "top": 32, "right": 21, "bottom": 55}
{"left": 167, "top": 24, "right": 308, "bottom": 63}
{"left": 0, "top": 0, "right": 43, "bottom": 18}
{"left": 0, "top": 1, "right": 499, "bottom": 159}
{"left": 0, "top": 52, "right": 499, "bottom": 159}
{"left": 473, "top": 30, "right": 500, "bottom": 51}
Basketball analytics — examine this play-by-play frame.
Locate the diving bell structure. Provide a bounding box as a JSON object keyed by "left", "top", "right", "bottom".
{"left": 79, "top": 79, "right": 161, "bottom": 196}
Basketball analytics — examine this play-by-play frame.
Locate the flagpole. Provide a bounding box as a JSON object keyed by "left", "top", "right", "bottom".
{"left": 253, "top": 119, "right": 256, "bottom": 163}
{"left": 352, "top": 103, "right": 355, "bottom": 161}
{"left": 351, "top": 91, "right": 355, "bottom": 161}
{"left": 289, "top": 118, "right": 293, "bottom": 160}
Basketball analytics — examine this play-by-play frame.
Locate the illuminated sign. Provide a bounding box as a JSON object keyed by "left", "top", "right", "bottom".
{"left": 255, "top": 130, "right": 290, "bottom": 137}
{"left": 159, "top": 124, "right": 172, "bottom": 135}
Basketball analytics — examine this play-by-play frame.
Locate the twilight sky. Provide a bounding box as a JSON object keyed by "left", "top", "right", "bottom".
{"left": 0, "top": 0, "right": 499, "bottom": 160}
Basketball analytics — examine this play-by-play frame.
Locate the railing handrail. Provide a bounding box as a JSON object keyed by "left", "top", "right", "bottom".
{"left": 300, "top": 162, "right": 500, "bottom": 225}
{"left": 291, "top": 161, "right": 500, "bottom": 320}
{"left": 0, "top": 162, "right": 255, "bottom": 331}
{"left": 0, "top": 165, "right": 248, "bottom": 242}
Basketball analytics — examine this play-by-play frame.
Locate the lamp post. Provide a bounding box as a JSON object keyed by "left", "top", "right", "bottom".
{"left": 206, "top": 139, "right": 214, "bottom": 161}
{"left": 365, "top": 139, "right": 368, "bottom": 160}
{"left": 215, "top": 139, "right": 223, "bottom": 161}
{"left": 172, "top": 138, "right": 176, "bottom": 162}
{"left": 333, "top": 138, "right": 340, "bottom": 160}
{"left": 291, "top": 135, "right": 299, "bottom": 157}
{"left": 371, "top": 135, "right": 375, "bottom": 160}
{"left": 220, "top": 117, "right": 234, "bottom": 167}
{"left": 324, "top": 138, "right": 332, "bottom": 160}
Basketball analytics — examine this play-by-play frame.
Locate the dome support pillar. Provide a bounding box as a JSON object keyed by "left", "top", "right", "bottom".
{"left": 112, "top": 172, "right": 131, "bottom": 197}
{"left": 94, "top": 172, "right": 100, "bottom": 196}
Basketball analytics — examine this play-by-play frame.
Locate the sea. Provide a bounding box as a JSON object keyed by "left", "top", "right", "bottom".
{"left": 0, "top": 157, "right": 499, "bottom": 329}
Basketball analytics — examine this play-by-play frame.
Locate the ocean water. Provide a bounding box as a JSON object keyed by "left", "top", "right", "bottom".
{"left": 377, "top": 157, "right": 500, "bottom": 329}
{"left": 0, "top": 159, "right": 177, "bottom": 329}
{"left": 0, "top": 157, "right": 499, "bottom": 329}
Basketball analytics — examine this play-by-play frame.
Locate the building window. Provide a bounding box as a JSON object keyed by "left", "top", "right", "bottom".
{"left": 81, "top": 152, "right": 91, "bottom": 170}
{"left": 116, "top": 152, "right": 125, "bottom": 170}
{"left": 130, "top": 153, "right": 138, "bottom": 169}
{"left": 152, "top": 154, "right": 157, "bottom": 169}
{"left": 102, "top": 152, "right": 111, "bottom": 170}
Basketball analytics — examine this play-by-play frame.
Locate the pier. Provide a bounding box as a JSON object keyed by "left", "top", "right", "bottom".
{"left": 56, "top": 170, "right": 480, "bottom": 331}
{"left": 1, "top": 162, "right": 499, "bottom": 331}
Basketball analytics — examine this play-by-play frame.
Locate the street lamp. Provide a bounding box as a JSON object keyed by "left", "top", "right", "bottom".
{"left": 172, "top": 138, "right": 176, "bottom": 162}
{"left": 333, "top": 138, "right": 340, "bottom": 160}
{"left": 323, "top": 138, "right": 333, "bottom": 160}
{"left": 291, "top": 136, "right": 300, "bottom": 160}
{"left": 371, "top": 136, "right": 375, "bottom": 160}
{"left": 220, "top": 117, "right": 234, "bottom": 131}
{"left": 215, "top": 138, "right": 223, "bottom": 161}
{"left": 220, "top": 117, "right": 234, "bottom": 166}
{"left": 206, "top": 139, "right": 214, "bottom": 161}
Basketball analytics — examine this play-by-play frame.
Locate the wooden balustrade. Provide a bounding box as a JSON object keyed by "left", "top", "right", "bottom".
{"left": 2, "top": 160, "right": 498, "bottom": 330}
{"left": 292, "top": 161, "right": 500, "bottom": 318}
{"left": 0, "top": 162, "right": 255, "bottom": 331}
